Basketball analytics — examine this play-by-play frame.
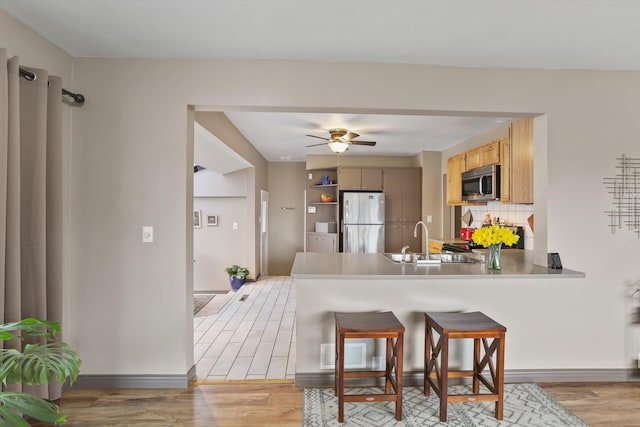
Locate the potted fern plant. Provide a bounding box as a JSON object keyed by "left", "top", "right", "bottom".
{"left": 224, "top": 264, "right": 249, "bottom": 290}
{"left": 0, "top": 318, "right": 81, "bottom": 425}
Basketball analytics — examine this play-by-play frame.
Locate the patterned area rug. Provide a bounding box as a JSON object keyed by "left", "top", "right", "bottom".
{"left": 304, "top": 384, "right": 587, "bottom": 426}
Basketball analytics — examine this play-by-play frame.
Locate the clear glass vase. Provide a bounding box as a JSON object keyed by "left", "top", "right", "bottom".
{"left": 488, "top": 244, "right": 502, "bottom": 270}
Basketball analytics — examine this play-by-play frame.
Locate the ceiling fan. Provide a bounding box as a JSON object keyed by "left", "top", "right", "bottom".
{"left": 305, "top": 128, "right": 376, "bottom": 153}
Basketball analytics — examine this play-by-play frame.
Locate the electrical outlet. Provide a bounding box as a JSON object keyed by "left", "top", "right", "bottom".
{"left": 233, "top": 222, "right": 239, "bottom": 230}
{"left": 427, "top": 215, "right": 433, "bottom": 223}
{"left": 308, "top": 206, "right": 316, "bottom": 214}
{"left": 142, "top": 226, "right": 153, "bottom": 243}
{"left": 308, "top": 173, "right": 313, "bottom": 180}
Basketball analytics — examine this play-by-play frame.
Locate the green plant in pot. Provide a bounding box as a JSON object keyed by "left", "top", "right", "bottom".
{"left": 225, "top": 265, "right": 249, "bottom": 290}
{"left": 0, "top": 318, "right": 81, "bottom": 425}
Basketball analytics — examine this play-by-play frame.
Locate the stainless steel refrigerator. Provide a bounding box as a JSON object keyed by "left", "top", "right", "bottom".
{"left": 342, "top": 192, "right": 385, "bottom": 253}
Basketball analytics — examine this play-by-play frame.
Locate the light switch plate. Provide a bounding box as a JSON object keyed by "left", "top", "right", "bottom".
{"left": 233, "top": 222, "right": 239, "bottom": 230}
{"left": 142, "top": 226, "right": 153, "bottom": 243}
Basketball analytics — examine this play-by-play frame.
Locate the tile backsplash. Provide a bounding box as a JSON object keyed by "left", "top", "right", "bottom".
{"left": 464, "top": 201, "right": 535, "bottom": 250}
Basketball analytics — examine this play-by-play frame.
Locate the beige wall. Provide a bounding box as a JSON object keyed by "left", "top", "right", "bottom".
{"left": 4, "top": 9, "right": 640, "bottom": 378}
{"left": 306, "top": 154, "right": 419, "bottom": 170}
{"left": 195, "top": 112, "right": 268, "bottom": 279}
{"left": 193, "top": 168, "right": 251, "bottom": 292}
{"left": 194, "top": 196, "right": 249, "bottom": 292}
{"left": 267, "top": 162, "right": 306, "bottom": 275}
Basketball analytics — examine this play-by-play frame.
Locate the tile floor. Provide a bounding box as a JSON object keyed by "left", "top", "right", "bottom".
{"left": 193, "top": 276, "right": 296, "bottom": 381}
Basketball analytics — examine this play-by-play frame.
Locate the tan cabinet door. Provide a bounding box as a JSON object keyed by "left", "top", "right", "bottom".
{"left": 361, "top": 168, "right": 383, "bottom": 191}
{"left": 447, "top": 153, "right": 465, "bottom": 205}
{"left": 338, "top": 168, "right": 362, "bottom": 190}
{"left": 483, "top": 140, "right": 500, "bottom": 165}
{"left": 383, "top": 168, "right": 403, "bottom": 222}
{"left": 306, "top": 233, "right": 337, "bottom": 252}
{"left": 509, "top": 118, "right": 533, "bottom": 204}
{"left": 401, "top": 168, "right": 422, "bottom": 223}
{"left": 466, "top": 147, "right": 483, "bottom": 170}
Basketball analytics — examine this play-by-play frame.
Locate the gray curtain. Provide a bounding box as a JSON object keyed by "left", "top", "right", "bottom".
{"left": 0, "top": 48, "right": 64, "bottom": 400}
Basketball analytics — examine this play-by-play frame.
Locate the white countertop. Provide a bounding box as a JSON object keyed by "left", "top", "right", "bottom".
{"left": 290, "top": 250, "right": 585, "bottom": 279}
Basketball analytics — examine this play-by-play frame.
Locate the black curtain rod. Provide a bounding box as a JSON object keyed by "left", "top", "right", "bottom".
{"left": 18, "top": 67, "right": 85, "bottom": 105}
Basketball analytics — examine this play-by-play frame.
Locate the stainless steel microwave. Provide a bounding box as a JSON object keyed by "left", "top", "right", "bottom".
{"left": 461, "top": 165, "right": 500, "bottom": 202}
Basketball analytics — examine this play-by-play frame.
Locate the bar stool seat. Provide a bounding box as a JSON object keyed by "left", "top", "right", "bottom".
{"left": 335, "top": 311, "right": 405, "bottom": 423}
{"left": 424, "top": 311, "right": 506, "bottom": 422}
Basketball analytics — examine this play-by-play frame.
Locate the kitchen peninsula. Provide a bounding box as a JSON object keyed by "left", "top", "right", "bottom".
{"left": 291, "top": 251, "right": 585, "bottom": 387}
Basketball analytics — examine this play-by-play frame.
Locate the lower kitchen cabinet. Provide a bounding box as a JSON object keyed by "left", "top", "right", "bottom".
{"left": 306, "top": 232, "right": 338, "bottom": 252}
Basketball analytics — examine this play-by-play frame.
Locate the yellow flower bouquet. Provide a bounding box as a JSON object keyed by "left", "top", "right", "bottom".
{"left": 471, "top": 225, "right": 520, "bottom": 247}
{"left": 471, "top": 225, "right": 520, "bottom": 270}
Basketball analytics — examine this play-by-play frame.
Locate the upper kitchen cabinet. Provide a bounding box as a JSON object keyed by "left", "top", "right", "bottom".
{"left": 503, "top": 118, "right": 533, "bottom": 204}
{"left": 465, "top": 140, "right": 500, "bottom": 171}
{"left": 446, "top": 153, "right": 466, "bottom": 205}
{"left": 383, "top": 167, "right": 422, "bottom": 253}
{"left": 338, "top": 167, "right": 383, "bottom": 191}
{"left": 383, "top": 168, "right": 422, "bottom": 223}
{"left": 446, "top": 118, "right": 533, "bottom": 206}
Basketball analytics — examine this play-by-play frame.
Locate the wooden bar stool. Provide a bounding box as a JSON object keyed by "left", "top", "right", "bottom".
{"left": 424, "top": 311, "right": 506, "bottom": 422}
{"left": 334, "top": 311, "right": 404, "bottom": 423}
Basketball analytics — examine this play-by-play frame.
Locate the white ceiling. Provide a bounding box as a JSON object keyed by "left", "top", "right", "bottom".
{"left": 224, "top": 112, "right": 510, "bottom": 161}
{"left": 2, "top": 0, "right": 636, "bottom": 161}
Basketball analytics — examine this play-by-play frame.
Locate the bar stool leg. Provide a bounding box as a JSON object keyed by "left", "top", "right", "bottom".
{"left": 473, "top": 337, "right": 480, "bottom": 394}
{"left": 424, "top": 322, "right": 432, "bottom": 396}
{"left": 385, "top": 337, "right": 392, "bottom": 394}
{"left": 439, "top": 332, "right": 449, "bottom": 422}
{"left": 334, "top": 324, "right": 338, "bottom": 395}
{"left": 495, "top": 333, "right": 505, "bottom": 420}
{"left": 337, "top": 332, "right": 345, "bottom": 423}
{"left": 395, "top": 332, "right": 404, "bottom": 421}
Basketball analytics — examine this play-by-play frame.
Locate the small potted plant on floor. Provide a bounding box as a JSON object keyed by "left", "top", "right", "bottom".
{"left": 225, "top": 264, "right": 249, "bottom": 290}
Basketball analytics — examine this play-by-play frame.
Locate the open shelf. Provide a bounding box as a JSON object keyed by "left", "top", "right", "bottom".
{"left": 311, "top": 202, "right": 337, "bottom": 205}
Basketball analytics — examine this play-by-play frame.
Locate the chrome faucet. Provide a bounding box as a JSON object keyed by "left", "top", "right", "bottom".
{"left": 413, "top": 221, "right": 429, "bottom": 256}
{"left": 401, "top": 245, "right": 411, "bottom": 263}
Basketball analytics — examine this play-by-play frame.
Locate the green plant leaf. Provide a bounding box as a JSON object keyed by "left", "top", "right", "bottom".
{"left": 0, "top": 319, "right": 61, "bottom": 341}
{"left": 0, "top": 392, "right": 66, "bottom": 425}
{"left": 1, "top": 342, "right": 81, "bottom": 385}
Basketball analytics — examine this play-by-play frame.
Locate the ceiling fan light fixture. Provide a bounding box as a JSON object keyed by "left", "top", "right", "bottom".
{"left": 328, "top": 141, "right": 349, "bottom": 153}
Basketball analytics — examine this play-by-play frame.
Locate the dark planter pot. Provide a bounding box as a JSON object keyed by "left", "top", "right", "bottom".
{"left": 230, "top": 277, "right": 246, "bottom": 290}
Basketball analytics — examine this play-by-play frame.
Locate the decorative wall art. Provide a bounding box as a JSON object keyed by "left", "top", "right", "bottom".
{"left": 207, "top": 215, "right": 218, "bottom": 226}
{"left": 603, "top": 154, "right": 640, "bottom": 238}
{"left": 193, "top": 210, "right": 202, "bottom": 228}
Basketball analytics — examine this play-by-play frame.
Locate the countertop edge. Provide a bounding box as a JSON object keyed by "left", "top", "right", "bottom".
{"left": 290, "top": 252, "right": 586, "bottom": 279}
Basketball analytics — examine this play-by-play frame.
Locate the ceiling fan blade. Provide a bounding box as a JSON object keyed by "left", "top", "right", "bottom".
{"left": 305, "top": 142, "right": 328, "bottom": 148}
{"left": 344, "top": 131, "right": 360, "bottom": 140}
{"left": 350, "top": 140, "right": 376, "bottom": 146}
{"left": 305, "top": 134, "right": 330, "bottom": 141}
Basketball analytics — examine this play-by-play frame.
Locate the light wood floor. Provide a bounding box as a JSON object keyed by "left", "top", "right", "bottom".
{"left": 32, "top": 382, "right": 640, "bottom": 426}
{"left": 194, "top": 277, "right": 296, "bottom": 381}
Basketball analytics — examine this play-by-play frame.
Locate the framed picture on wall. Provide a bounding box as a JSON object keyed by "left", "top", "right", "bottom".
{"left": 193, "top": 210, "right": 202, "bottom": 228}
{"left": 207, "top": 215, "right": 218, "bottom": 226}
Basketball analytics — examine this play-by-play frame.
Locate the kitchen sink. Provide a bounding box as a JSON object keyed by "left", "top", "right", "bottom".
{"left": 383, "top": 252, "right": 483, "bottom": 264}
